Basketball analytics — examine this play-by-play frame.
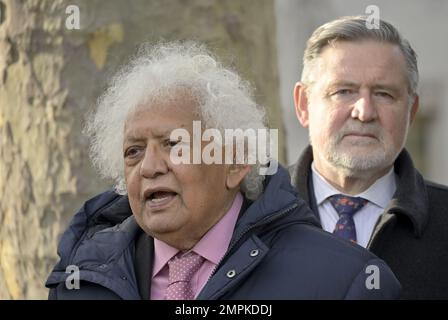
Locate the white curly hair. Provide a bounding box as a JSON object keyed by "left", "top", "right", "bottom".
{"left": 84, "top": 42, "right": 270, "bottom": 200}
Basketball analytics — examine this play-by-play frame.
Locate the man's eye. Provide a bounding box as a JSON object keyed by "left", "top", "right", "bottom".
{"left": 333, "top": 89, "right": 353, "bottom": 95}
{"left": 124, "top": 147, "right": 142, "bottom": 158}
{"left": 165, "top": 140, "right": 179, "bottom": 148}
{"left": 375, "top": 91, "right": 393, "bottom": 99}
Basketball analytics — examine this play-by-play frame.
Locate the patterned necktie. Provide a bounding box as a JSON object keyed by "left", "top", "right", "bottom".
{"left": 165, "top": 251, "right": 204, "bottom": 300}
{"left": 328, "top": 194, "right": 368, "bottom": 244}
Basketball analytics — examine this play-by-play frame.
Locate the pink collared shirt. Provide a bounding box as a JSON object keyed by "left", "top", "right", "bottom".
{"left": 150, "top": 192, "right": 243, "bottom": 300}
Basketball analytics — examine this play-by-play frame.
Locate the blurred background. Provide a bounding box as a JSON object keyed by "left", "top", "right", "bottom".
{"left": 0, "top": 0, "right": 446, "bottom": 299}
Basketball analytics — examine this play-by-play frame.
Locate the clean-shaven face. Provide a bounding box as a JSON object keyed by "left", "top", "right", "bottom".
{"left": 123, "top": 98, "right": 236, "bottom": 249}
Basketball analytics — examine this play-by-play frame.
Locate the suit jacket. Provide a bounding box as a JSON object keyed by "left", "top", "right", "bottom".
{"left": 289, "top": 146, "right": 448, "bottom": 299}
{"left": 46, "top": 165, "right": 401, "bottom": 299}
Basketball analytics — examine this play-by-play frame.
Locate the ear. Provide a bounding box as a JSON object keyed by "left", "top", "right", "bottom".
{"left": 409, "top": 94, "right": 419, "bottom": 125}
{"left": 294, "top": 82, "right": 310, "bottom": 128}
{"left": 226, "top": 164, "right": 251, "bottom": 190}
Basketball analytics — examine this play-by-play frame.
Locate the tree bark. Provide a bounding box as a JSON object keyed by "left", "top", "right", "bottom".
{"left": 0, "top": 0, "right": 284, "bottom": 299}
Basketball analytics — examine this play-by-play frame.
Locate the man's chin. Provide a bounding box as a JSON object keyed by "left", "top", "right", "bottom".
{"left": 139, "top": 212, "right": 181, "bottom": 236}
{"left": 339, "top": 138, "right": 381, "bottom": 149}
{"left": 327, "top": 149, "right": 388, "bottom": 172}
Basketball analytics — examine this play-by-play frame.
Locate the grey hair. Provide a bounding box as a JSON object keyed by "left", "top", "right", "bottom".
{"left": 84, "top": 42, "right": 268, "bottom": 200}
{"left": 301, "top": 15, "right": 419, "bottom": 95}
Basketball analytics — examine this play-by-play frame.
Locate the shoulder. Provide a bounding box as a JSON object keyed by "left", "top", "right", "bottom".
{"left": 273, "top": 223, "right": 374, "bottom": 263}
{"left": 81, "top": 189, "right": 127, "bottom": 220}
{"left": 266, "top": 223, "right": 401, "bottom": 299}
{"left": 46, "top": 190, "right": 134, "bottom": 288}
{"left": 425, "top": 179, "right": 448, "bottom": 210}
{"left": 56, "top": 189, "right": 129, "bottom": 252}
{"left": 425, "top": 179, "right": 448, "bottom": 195}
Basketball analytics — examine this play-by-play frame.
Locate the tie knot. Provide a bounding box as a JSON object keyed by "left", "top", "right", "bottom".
{"left": 168, "top": 251, "right": 204, "bottom": 284}
{"left": 328, "top": 194, "right": 368, "bottom": 217}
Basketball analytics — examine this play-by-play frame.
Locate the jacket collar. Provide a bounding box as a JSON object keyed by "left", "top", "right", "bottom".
{"left": 46, "top": 210, "right": 142, "bottom": 299}
{"left": 232, "top": 163, "right": 318, "bottom": 239}
{"left": 290, "top": 145, "right": 429, "bottom": 237}
{"left": 387, "top": 148, "right": 429, "bottom": 237}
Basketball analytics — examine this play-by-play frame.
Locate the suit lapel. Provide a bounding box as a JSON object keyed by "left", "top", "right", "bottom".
{"left": 289, "top": 145, "right": 320, "bottom": 223}
{"left": 307, "top": 169, "right": 321, "bottom": 222}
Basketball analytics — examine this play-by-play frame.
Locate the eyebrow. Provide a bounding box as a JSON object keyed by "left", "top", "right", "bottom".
{"left": 123, "top": 136, "right": 145, "bottom": 144}
{"left": 326, "top": 81, "right": 402, "bottom": 93}
{"left": 123, "top": 127, "right": 184, "bottom": 144}
{"left": 326, "top": 81, "right": 358, "bottom": 89}
{"left": 371, "top": 84, "right": 402, "bottom": 93}
{"left": 324, "top": 81, "right": 357, "bottom": 95}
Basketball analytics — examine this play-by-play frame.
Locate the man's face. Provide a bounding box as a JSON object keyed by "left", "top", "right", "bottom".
{"left": 295, "top": 40, "right": 418, "bottom": 176}
{"left": 123, "top": 98, "right": 240, "bottom": 250}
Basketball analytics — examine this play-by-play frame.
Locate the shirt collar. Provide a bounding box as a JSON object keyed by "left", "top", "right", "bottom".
{"left": 152, "top": 192, "right": 243, "bottom": 277}
{"left": 152, "top": 240, "right": 179, "bottom": 278}
{"left": 311, "top": 162, "right": 396, "bottom": 209}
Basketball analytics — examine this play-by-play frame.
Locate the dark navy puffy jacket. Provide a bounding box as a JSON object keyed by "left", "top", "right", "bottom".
{"left": 46, "top": 165, "right": 401, "bottom": 299}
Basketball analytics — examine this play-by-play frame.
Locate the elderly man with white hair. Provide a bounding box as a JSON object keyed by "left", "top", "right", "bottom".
{"left": 46, "top": 42, "right": 400, "bottom": 299}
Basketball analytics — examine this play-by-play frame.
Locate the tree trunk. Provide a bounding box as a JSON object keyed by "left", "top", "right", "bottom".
{"left": 0, "top": 0, "right": 284, "bottom": 299}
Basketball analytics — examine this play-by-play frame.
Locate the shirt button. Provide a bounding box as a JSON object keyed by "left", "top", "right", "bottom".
{"left": 250, "top": 249, "right": 259, "bottom": 257}
{"left": 226, "top": 269, "right": 236, "bottom": 278}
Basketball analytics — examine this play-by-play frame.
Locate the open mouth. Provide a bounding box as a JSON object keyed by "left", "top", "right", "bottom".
{"left": 144, "top": 188, "right": 178, "bottom": 209}
{"left": 148, "top": 191, "right": 177, "bottom": 203}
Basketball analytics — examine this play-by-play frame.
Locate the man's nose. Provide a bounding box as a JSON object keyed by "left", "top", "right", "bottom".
{"left": 139, "top": 145, "right": 168, "bottom": 179}
{"left": 351, "top": 93, "right": 378, "bottom": 122}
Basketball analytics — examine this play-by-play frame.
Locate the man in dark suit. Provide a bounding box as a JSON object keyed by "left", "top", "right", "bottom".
{"left": 289, "top": 15, "right": 448, "bottom": 299}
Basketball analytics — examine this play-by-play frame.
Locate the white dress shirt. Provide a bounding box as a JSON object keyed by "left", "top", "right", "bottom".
{"left": 311, "top": 162, "right": 397, "bottom": 248}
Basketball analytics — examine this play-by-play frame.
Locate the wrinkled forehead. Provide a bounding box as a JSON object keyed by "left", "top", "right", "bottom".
{"left": 122, "top": 94, "right": 205, "bottom": 147}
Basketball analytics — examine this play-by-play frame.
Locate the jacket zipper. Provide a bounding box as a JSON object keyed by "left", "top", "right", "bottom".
{"left": 205, "top": 202, "right": 300, "bottom": 284}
